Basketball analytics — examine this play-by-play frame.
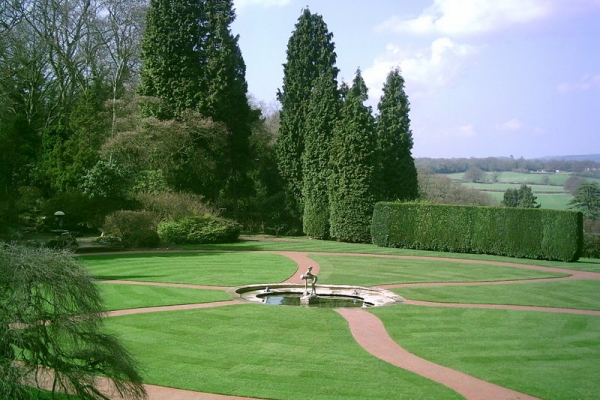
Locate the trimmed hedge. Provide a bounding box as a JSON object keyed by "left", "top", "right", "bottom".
{"left": 372, "top": 202, "right": 583, "bottom": 262}
{"left": 157, "top": 215, "right": 240, "bottom": 244}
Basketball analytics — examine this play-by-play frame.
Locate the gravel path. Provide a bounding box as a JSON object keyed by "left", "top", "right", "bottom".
{"left": 96, "top": 250, "right": 598, "bottom": 400}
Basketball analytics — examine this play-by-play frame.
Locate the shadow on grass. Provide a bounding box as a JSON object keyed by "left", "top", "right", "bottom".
{"left": 80, "top": 251, "right": 233, "bottom": 260}
{"left": 93, "top": 275, "right": 164, "bottom": 281}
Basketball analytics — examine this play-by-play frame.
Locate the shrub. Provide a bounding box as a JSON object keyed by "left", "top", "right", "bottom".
{"left": 102, "top": 210, "right": 159, "bottom": 237}
{"left": 372, "top": 201, "right": 583, "bottom": 262}
{"left": 157, "top": 215, "right": 240, "bottom": 244}
{"left": 127, "top": 229, "right": 161, "bottom": 248}
{"left": 134, "top": 192, "right": 213, "bottom": 221}
{"left": 582, "top": 234, "right": 600, "bottom": 259}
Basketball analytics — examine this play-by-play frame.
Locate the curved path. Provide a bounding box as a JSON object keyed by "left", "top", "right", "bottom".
{"left": 95, "top": 250, "right": 600, "bottom": 400}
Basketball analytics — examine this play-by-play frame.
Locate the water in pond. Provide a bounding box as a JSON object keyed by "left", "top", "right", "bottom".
{"left": 258, "top": 293, "right": 366, "bottom": 308}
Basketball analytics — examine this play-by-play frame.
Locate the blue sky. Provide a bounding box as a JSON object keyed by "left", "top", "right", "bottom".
{"left": 231, "top": 0, "right": 600, "bottom": 159}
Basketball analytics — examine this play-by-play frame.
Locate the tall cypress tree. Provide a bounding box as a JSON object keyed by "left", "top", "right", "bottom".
{"left": 329, "top": 70, "right": 377, "bottom": 243}
{"left": 138, "top": 0, "right": 208, "bottom": 116}
{"left": 302, "top": 69, "right": 339, "bottom": 239}
{"left": 376, "top": 68, "right": 418, "bottom": 202}
{"left": 201, "top": 0, "right": 256, "bottom": 212}
{"left": 138, "top": 0, "right": 255, "bottom": 210}
{"left": 276, "top": 8, "right": 338, "bottom": 213}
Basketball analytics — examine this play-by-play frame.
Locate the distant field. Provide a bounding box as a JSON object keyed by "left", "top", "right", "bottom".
{"left": 484, "top": 192, "right": 572, "bottom": 210}
{"left": 441, "top": 171, "right": 581, "bottom": 210}
{"left": 444, "top": 171, "right": 574, "bottom": 185}
{"left": 462, "top": 183, "right": 566, "bottom": 193}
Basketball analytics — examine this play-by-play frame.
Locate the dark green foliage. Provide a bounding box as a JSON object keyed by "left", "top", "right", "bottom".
{"left": 81, "top": 160, "right": 133, "bottom": 200}
{"left": 0, "top": 244, "right": 146, "bottom": 400}
{"left": 157, "top": 215, "right": 240, "bottom": 244}
{"left": 302, "top": 71, "right": 340, "bottom": 239}
{"left": 329, "top": 71, "right": 377, "bottom": 243}
{"left": 501, "top": 184, "right": 541, "bottom": 208}
{"left": 102, "top": 210, "right": 159, "bottom": 238}
{"left": 276, "top": 8, "right": 338, "bottom": 208}
{"left": 138, "top": 0, "right": 207, "bottom": 116}
{"left": 139, "top": 0, "right": 255, "bottom": 209}
{"left": 200, "top": 0, "right": 257, "bottom": 212}
{"left": 582, "top": 234, "right": 600, "bottom": 258}
{"left": 376, "top": 68, "right": 418, "bottom": 202}
{"left": 127, "top": 229, "right": 161, "bottom": 248}
{"left": 372, "top": 202, "right": 583, "bottom": 261}
{"left": 568, "top": 183, "right": 600, "bottom": 221}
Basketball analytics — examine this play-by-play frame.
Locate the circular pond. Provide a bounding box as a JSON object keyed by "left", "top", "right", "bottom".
{"left": 229, "top": 284, "right": 404, "bottom": 308}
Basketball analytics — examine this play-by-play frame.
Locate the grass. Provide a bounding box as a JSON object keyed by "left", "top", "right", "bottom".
{"left": 98, "top": 283, "right": 231, "bottom": 311}
{"left": 179, "top": 237, "right": 600, "bottom": 271}
{"left": 370, "top": 305, "right": 600, "bottom": 400}
{"left": 395, "top": 279, "right": 600, "bottom": 310}
{"left": 461, "top": 182, "right": 567, "bottom": 192}
{"left": 308, "top": 254, "right": 568, "bottom": 286}
{"left": 105, "top": 305, "right": 463, "bottom": 400}
{"left": 79, "top": 237, "right": 600, "bottom": 399}
{"left": 444, "top": 171, "right": 577, "bottom": 185}
{"left": 80, "top": 252, "right": 298, "bottom": 286}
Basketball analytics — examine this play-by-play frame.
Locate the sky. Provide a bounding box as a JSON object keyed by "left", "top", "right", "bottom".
{"left": 230, "top": 0, "right": 600, "bottom": 159}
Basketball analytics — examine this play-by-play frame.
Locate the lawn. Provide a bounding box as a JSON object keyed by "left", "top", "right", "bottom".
{"left": 180, "top": 237, "right": 599, "bottom": 271}
{"left": 105, "top": 305, "right": 463, "bottom": 400}
{"left": 396, "top": 279, "right": 600, "bottom": 310}
{"left": 81, "top": 238, "right": 600, "bottom": 400}
{"left": 80, "top": 252, "right": 298, "bottom": 286}
{"left": 370, "top": 305, "right": 600, "bottom": 400}
{"left": 307, "top": 254, "right": 568, "bottom": 286}
{"left": 98, "top": 283, "right": 231, "bottom": 311}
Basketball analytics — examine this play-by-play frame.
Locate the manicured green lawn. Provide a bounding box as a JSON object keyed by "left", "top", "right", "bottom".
{"left": 396, "top": 279, "right": 600, "bottom": 310}
{"left": 80, "top": 252, "right": 297, "bottom": 286}
{"left": 98, "top": 283, "right": 231, "bottom": 311}
{"left": 308, "top": 254, "right": 568, "bottom": 286}
{"left": 105, "top": 305, "right": 463, "bottom": 400}
{"left": 370, "top": 305, "right": 600, "bottom": 400}
{"left": 81, "top": 238, "right": 600, "bottom": 400}
{"left": 182, "top": 237, "right": 598, "bottom": 272}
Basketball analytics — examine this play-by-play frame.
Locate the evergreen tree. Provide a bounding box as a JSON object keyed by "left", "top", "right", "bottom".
{"left": 568, "top": 183, "right": 600, "bottom": 220}
{"left": 276, "top": 8, "right": 338, "bottom": 211}
{"left": 376, "top": 68, "right": 418, "bottom": 201}
{"left": 302, "top": 69, "right": 340, "bottom": 239}
{"left": 201, "top": 0, "right": 257, "bottom": 213}
{"left": 138, "top": 0, "right": 255, "bottom": 210}
{"left": 502, "top": 184, "right": 541, "bottom": 208}
{"left": 138, "top": 0, "right": 208, "bottom": 117}
{"left": 329, "top": 70, "right": 377, "bottom": 243}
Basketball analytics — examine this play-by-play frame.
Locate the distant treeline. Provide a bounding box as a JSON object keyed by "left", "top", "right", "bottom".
{"left": 416, "top": 157, "right": 600, "bottom": 177}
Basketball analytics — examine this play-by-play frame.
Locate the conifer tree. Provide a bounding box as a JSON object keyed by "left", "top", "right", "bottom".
{"left": 138, "top": 0, "right": 255, "bottom": 210}
{"left": 376, "top": 68, "right": 418, "bottom": 202}
{"left": 138, "top": 0, "right": 208, "bottom": 117}
{"left": 201, "top": 0, "right": 256, "bottom": 212}
{"left": 302, "top": 69, "right": 340, "bottom": 239}
{"left": 276, "top": 8, "right": 338, "bottom": 211}
{"left": 329, "top": 70, "right": 377, "bottom": 243}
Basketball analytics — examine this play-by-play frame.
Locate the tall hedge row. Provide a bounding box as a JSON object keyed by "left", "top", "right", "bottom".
{"left": 372, "top": 202, "right": 583, "bottom": 261}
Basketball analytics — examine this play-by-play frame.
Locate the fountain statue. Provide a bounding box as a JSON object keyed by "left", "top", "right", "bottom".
{"left": 300, "top": 266, "right": 318, "bottom": 297}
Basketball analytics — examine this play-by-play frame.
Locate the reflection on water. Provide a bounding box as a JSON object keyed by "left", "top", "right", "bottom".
{"left": 258, "top": 293, "right": 366, "bottom": 308}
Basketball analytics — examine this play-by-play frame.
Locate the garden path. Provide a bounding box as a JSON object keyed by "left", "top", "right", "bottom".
{"left": 97, "top": 250, "right": 600, "bottom": 400}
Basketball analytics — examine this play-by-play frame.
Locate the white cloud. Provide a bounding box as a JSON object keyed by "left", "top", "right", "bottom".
{"left": 377, "top": 0, "right": 552, "bottom": 37}
{"left": 497, "top": 118, "right": 522, "bottom": 131}
{"left": 557, "top": 74, "right": 600, "bottom": 93}
{"left": 234, "top": 0, "right": 291, "bottom": 10}
{"left": 496, "top": 118, "right": 547, "bottom": 136}
{"left": 456, "top": 124, "right": 476, "bottom": 137}
{"left": 363, "top": 37, "right": 478, "bottom": 99}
